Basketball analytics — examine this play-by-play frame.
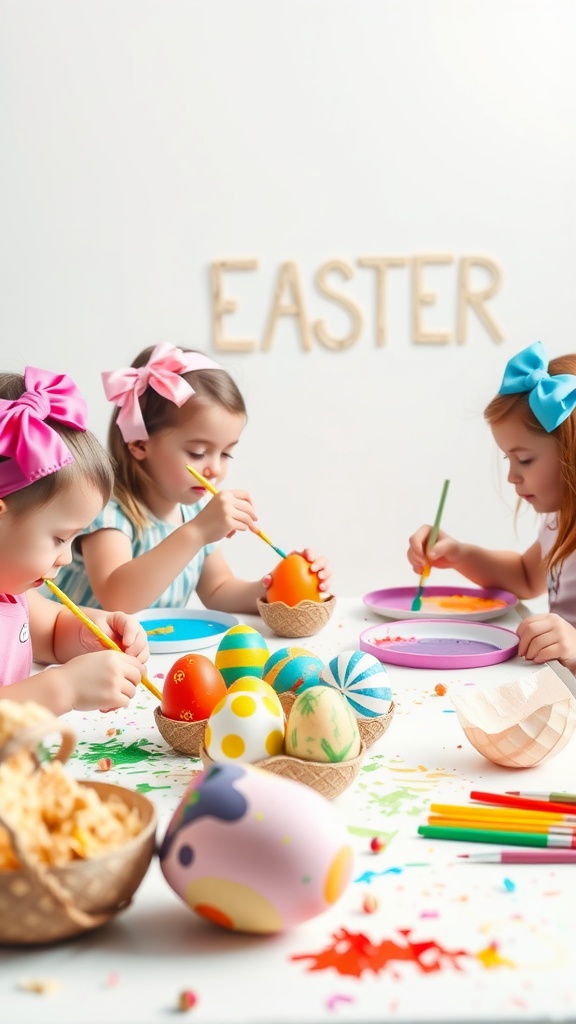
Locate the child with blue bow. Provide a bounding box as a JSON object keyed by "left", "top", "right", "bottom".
{"left": 408, "top": 341, "right": 576, "bottom": 671}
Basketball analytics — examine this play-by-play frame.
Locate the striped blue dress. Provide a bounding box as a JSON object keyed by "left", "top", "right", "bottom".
{"left": 46, "top": 498, "right": 218, "bottom": 609}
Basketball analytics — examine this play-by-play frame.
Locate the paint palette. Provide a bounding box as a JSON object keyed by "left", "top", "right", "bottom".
{"left": 362, "top": 586, "right": 517, "bottom": 622}
{"left": 359, "top": 619, "right": 520, "bottom": 669}
{"left": 138, "top": 608, "right": 239, "bottom": 654}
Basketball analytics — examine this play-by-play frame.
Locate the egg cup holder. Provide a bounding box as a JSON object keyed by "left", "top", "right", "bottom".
{"left": 154, "top": 706, "right": 206, "bottom": 758}
{"left": 199, "top": 741, "right": 366, "bottom": 801}
{"left": 257, "top": 595, "right": 336, "bottom": 638}
{"left": 0, "top": 714, "right": 157, "bottom": 945}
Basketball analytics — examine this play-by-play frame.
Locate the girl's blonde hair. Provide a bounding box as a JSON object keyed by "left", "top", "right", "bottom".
{"left": 0, "top": 372, "right": 113, "bottom": 513}
{"left": 108, "top": 346, "right": 246, "bottom": 534}
{"left": 484, "top": 353, "right": 576, "bottom": 575}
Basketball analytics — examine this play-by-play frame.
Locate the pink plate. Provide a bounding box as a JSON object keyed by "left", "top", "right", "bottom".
{"left": 360, "top": 618, "right": 520, "bottom": 670}
{"left": 362, "top": 585, "right": 517, "bottom": 622}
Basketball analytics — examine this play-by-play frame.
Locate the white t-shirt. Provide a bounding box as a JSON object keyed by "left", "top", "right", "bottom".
{"left": 538, "top": 513, "right": 576, "bottom": 627}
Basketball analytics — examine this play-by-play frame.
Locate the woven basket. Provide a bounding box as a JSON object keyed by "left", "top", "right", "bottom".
{"left": 357, "top": 702, "right": 396, "bottom": 749}
{"left": 154, "top": 706, "right": 206, "bottom": 757}
{"left": 199, "top": 740, "right": 365, "bottom": 800}
{"left": 0, "top": 715, "right": 157, "bottom": 945}
{"left": 257, "top": 594, "right": 336, "bottom": 638}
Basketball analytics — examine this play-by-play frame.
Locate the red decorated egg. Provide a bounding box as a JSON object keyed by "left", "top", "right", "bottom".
{"left": 161, "top": 654, "right": 227, "bottom": 722}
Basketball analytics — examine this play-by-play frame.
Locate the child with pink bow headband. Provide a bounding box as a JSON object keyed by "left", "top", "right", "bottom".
{"left": 407, "top": 341, "right": 576, "bottom": 671}
{"left": 0, "top": 366, "right": 149, "bottom": 713}
{"left": 50, "top": 343, "right": 331, "bottom": 613}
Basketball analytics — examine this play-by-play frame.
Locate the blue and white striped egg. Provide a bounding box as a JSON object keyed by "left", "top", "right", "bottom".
{"left": 215, "top": 625, "right": 270, "bottom": 687}
{"left": 319, "top": 650, "right": 392, "bottom": 719}
{"left": 262, "top": 646, "right": 323, "bottom": 696}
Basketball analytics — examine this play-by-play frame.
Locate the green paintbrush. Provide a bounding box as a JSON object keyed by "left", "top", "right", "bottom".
{"left": 411, "top": 478, "right": 450, "bottom": 612}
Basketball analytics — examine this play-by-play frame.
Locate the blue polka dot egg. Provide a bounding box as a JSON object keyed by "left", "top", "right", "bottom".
{"left": 319, "top": 649, "right": 392, "bottom": 719}
{"left": 215, "top": 625, "right": 270, "bottom": 687}
{"left": 262, "top": 646, "right": 324, "bottom": 696}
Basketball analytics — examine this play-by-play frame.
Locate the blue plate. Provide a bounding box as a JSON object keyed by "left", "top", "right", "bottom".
{"left": 138, "top": 608, "right": 239, "bottom": 653}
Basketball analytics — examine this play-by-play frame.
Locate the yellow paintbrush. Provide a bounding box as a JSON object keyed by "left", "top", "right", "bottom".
{"left": 186, "top": 465, "right": 287, "bottom": 559}
{"left": 43, "top": 578, "right": 163, "bottom": 702}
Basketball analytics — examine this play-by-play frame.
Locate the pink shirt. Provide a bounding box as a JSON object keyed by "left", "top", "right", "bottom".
{"left": 0, "top": 593, "right": 33, "bottom": 687}
{"left": 538, "top": 514, "right": 576, "bottom": 628}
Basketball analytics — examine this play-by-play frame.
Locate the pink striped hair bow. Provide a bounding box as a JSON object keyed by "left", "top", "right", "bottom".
{"left": 102, "top": 343, "right": 221, "bottom": 442}
{"left": 0, "top": 366, "right": 88, "bottom": 498}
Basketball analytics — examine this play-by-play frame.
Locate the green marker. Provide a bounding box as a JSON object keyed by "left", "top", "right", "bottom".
{"left": 417, "top": 825, "right": 576, "bottom": 848}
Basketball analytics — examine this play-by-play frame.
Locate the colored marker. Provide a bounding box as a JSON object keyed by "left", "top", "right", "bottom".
{"left": 469, "top": 790, "right": 576, "bottom": 816}
{"left": 417, "top": 825, "right": 576, "bottom": 847}
{"left": 428, "top": 817, "right": 576, "bottom": 835}
{"left": 457, "top": 849, "right": 576, "bottom": 864}
{"left": 429, "top": 803, "right": 576, "bottom": 825}
{"left": 506, "top": 791, "right": 576, "bottom": 805}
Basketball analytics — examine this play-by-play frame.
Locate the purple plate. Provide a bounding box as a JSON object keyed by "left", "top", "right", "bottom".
{"left": 362, "top": 585, "right": 517, "bottom": 622}
{"left": 360, "top": 618, "right": 520, "bottom": 669}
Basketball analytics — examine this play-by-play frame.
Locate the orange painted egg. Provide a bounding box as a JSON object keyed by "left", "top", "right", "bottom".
{"left": 266, "top": 552, "right": 323, "bottom": 606}
{"left": 161, "top": 653, "right": 227, "bottom": 722}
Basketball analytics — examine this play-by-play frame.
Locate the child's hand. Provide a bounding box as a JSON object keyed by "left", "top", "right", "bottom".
{"left": 60, "top": 651, "right": 143, "bottom": 711}
{"left": 407, "top": 526, "right": 462, "bottom": 574}
{"left": 194, "top": 489, "right": 258, "bottom": 544}
{"left": 300, "top": 548, "right": 332, "bottom": 594}
{"left": 517, "top": 613, "right": 576, "bottom": 670}
{"left": 103, "top": 611, "right": 150, "bottom": 666}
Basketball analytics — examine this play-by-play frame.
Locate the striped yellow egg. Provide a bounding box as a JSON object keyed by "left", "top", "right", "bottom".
{"left": 215, "top": 625, "right": 270, "bottom": 687}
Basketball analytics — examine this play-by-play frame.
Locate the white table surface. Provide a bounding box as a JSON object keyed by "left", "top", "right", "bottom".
{"left": 2, "top": 597, "right": 576, "bottom": 1024}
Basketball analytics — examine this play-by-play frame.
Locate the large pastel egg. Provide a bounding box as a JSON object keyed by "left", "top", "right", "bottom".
{"left": 319, "top": 650, "right": 393, "bottom": 719}
{"left": 215, "top": 625, "right": 269, "bottom": 687}
{"left": 159, "top": 762, "right": 354, "bottom": 933}
{"left": 205, "top": 688, "right": 285, "bottom": 763}
{"left": 286, "top": 685, "right": 361, "bottom": 763}
{"left": 262, "top": 646, "right": 323, "bottom": 695}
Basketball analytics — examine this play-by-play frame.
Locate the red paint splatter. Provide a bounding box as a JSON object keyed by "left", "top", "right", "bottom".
{"left": 291, "top": 928, "right": 473, "bottom": 978}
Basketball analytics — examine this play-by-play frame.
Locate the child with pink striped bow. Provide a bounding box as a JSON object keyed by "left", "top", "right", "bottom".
{"left": 50, "top": 344, "right": 332, "bottom": 614}
{"left": 0, "top": 367, "right": 149, "bottom": 713}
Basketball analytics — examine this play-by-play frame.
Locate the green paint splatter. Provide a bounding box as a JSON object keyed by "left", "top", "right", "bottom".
{"left": 365, "top": 785, "right": 427, "bottom": 816}
{"left": 347, "top": 825, "right": 397, "bottom": 842}
{"left": 73, "top": 737, "right": 165, "bottom": 768}
{"left": 135, "top": 781, "right": 173, "bottom": 794}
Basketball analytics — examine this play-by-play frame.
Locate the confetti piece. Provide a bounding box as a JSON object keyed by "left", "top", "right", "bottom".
{"left": 178, "top": 990, "right": 198, "bottom": 1011}
{"left": 434, "top": 683, "right": 447, "bottom": 696}
{"left": 326, "top": 994, "right": 355, "bottom": 1011}
{"left": 503, "top": 877, "right": 516, "bottom": 892}
{"left": 106, "top": 971, "right": 120, "bottom": 987}
{"left": 97, "top": 757, "right": 113, "bottom": 772}
{"left": 369, "top": 837, "right": 385, "bottom": 853}
{"left": 362, "top": 893, "right": 378, "bottom": 914}
{"left": 19, "top": 979, "right": 61, "bottom": 994}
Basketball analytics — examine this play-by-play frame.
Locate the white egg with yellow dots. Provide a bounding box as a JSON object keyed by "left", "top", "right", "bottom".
{"left": 205, "top": 682, "right": 285, "bottom": 763}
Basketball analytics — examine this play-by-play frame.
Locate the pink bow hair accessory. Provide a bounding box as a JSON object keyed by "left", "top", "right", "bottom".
{"left": 0, "top": 366, "right": 88, "bottom": 498}
{"left": 102, "top": 343, "right": 222, "bottom": 442}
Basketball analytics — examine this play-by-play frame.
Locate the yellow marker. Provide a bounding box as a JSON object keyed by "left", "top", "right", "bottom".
{"left": 43, "top": 578, "right": 163, "bottom": 702}
{"left": 186, "top": 464, "right": 287, "bottom": 559}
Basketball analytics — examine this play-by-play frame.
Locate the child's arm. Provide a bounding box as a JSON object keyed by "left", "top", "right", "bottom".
{"left": 80, "top": 489, "right": 259, "bottom": 613}
{"left": 5, "top": 589, "right": 148, "bottom": 716}
{"left": 517, "top": 614, "right": 576, "bottom": 671}
{"left": 196, "top": 547, "right": 333, "bottom": 615}
{"left": 407, "top": 527, "right": 547, "bottom": 600}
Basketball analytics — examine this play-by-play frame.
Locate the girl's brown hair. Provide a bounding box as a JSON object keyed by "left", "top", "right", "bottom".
{"left": 108, "top": 347, "right": 246, "bottom": 534}
{"left": 484, "top": 354, "right": 576, "bottom": 575}
{"left": 0, "top": 372, "right": 113, "bottom": 513}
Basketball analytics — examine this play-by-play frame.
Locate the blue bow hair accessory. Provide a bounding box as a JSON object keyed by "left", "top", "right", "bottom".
{"left": 498, "top": 341, "right": 576, "bottom": 433}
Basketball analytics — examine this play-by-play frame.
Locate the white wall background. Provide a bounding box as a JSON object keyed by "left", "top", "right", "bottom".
{"left": 1, "top": 0, "right": 574, "bottom": 602}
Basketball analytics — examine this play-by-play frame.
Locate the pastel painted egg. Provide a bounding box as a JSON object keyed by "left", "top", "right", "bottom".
{"left": 227, "top": 675, "right": 283, "bottom": 709}
{"left": 319, "top": 650, "right": 393, "bottom": 719}
{"left": 286, "top": 685, "right": 361, "bottom": 763}
{"left": 215, "top": 625, "right": 270, "bottom": 687}
{"left": 262, "top": 646, "right": 323, "bottom": 695}
{"left": 205, "top": 688, "right": 285, "bottom": 763}
{"left": 159, "top": 762, "right": 354, "bottom": 933}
